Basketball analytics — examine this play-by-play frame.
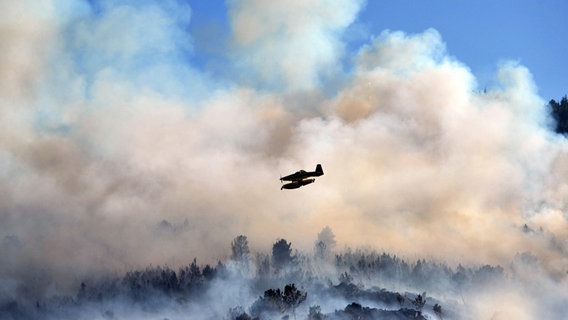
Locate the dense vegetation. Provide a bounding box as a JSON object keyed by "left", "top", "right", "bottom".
{"left": 549, "top": 95, "right": 568, "bottom": 134}
{"left": 1, "top": 230, "right": 514, "bottom": 320}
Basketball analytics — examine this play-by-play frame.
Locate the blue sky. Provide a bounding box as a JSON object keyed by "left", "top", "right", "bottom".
{"left": 190, "top": 0, "right": 567, "bottom": 100}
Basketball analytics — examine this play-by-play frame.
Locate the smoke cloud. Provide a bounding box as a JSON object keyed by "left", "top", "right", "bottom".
{"left": 1, "top": 0, "right": 567, "bottom": 318}
{"left": 227, "top": 0, "right": 364, "bottom": 91}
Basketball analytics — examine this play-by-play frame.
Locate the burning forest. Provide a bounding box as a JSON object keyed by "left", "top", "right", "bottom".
{"left": 1, "top": 231, "right": 538, "bottom": 319}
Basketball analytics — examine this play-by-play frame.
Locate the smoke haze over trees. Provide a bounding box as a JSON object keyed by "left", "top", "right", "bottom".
{"left": 2, "top": 233, "right": 554, "bottom": 319}
{"left": 1, "top": 0, "right": 568, "bottom": 319}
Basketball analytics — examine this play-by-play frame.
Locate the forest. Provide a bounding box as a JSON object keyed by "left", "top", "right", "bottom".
{"left": 1, "top": 227, "right": 534, "bottom": 320}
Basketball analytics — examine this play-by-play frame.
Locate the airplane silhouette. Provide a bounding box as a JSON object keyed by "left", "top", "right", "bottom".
{"left": 280, "top": 164, "right": 323, "bottom": 190}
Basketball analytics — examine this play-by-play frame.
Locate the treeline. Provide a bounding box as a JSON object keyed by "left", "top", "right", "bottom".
{"left": 3, "top": 231, "right": 508, "bottom": 319}
{"left": 549, "top": 95, "right": 568, "bottom": 134}
{"left": 334, "top": 249, "right": 505, "bottom": 295}
{"left": 76, "top": 258, "right": 220, "bottom": 303}
{"left": 71, "top": 244, "right": 505, "bottom": 308}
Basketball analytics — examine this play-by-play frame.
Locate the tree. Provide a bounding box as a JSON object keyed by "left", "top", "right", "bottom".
{"left": 433, "top": 303, "right": 442, "bottom": 318}
{"left": 549, "top": 96, "right": 568, "bottom": 134}
{"left": 411, "top": 259, "right": 426, "bottom": 284}
{"left": 202, "top": 264, "right": 216, "bottom": 281}
{"left": 231, "top": 235, "right": 251, "bottom": 272}
{"left": 283, "top": 284, "right": 307, "bottom": 319}
{"left": 314, "top": 226, "right": 336, "bottom": 260}
{"left": 314, "top": 240, "right": 327, "bottom": 261}
{"left": 256, "top": 253, "right": 270, "bottom": 278}
{"left": 338, "top": 272, "right": 353, "bottom": 285}
{"left": 231, "top": 235, "right": 250, "bottom": 262}
{"left": 250, "top": 287, "right": 284, "bottom": 316}
{"left": 308, "top": 305, "right": 325, "bottom": 320}
{"left": 179, "top": 258, "right": 203, "bottom": 292}
{"left": 228, "top": 306, "right": 252, "bottom": 320}
{"left": 412, "top": 292, "right": 427, "bottom": 309}
{"left": 250, "top": 284, "right": 307, "bottom": 319}
{"left": 317, "top": 226, "right": 336, "bottom": 248}
{"left": 272, "top": 239, "right": 294, "bottom": 271}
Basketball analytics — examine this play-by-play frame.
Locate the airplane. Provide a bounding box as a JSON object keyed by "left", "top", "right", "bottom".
{"left": 280, "top": 164, "right": 323, "bottom": 190}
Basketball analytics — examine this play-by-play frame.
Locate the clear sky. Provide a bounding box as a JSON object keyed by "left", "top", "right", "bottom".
{"left": 190, "top": 0, "right": 567, "bottom": 100}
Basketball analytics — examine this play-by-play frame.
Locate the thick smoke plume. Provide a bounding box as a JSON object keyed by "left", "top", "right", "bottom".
{"left": 1, "top": 0, "right": 568, "bottom": 318}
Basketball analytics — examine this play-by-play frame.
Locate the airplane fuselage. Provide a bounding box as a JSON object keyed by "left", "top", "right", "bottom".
{"left": 280, "top": 164, "right": 323, "bottom": 182}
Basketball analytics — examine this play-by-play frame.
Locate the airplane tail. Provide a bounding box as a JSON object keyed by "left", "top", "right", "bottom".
{"left": 315, "top": 164, "right": 323, "bottom": 176}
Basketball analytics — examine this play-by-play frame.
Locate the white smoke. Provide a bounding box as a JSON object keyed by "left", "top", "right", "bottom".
{"left": 227, "top": 0, "right": 365, "bottom": 91}
{"left": 1, "top": 0, "right": 568, "bottom": 318}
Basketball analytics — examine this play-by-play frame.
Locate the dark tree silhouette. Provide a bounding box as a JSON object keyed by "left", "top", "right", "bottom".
{"left": 549, "top": 96, "right": 568, "bottom": 134}
{"left": 412, "top": 292, "right": 427, "bottom": 309}
{"left": 338, "top": 271, "right": 353, "bottom": 284}
{"left": 433, "top": 303, "right": 442, "bottom": 317}
{"left": 283, "top": 283, "right": 307, "bottom": 319}
{"left": 250, "top": 284, "right": 306, "bottom": 319}
{"left": 178, "top": 258, "right": 203, "bottom": 292}
{"left": 202, "top": 264, "right": 216, "bottom": 281}
{"left": 250, "top": 288, "right": 284, "bottom": 316}
{"left": 272, "top": 238, "right": 294, "bottom": 271}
